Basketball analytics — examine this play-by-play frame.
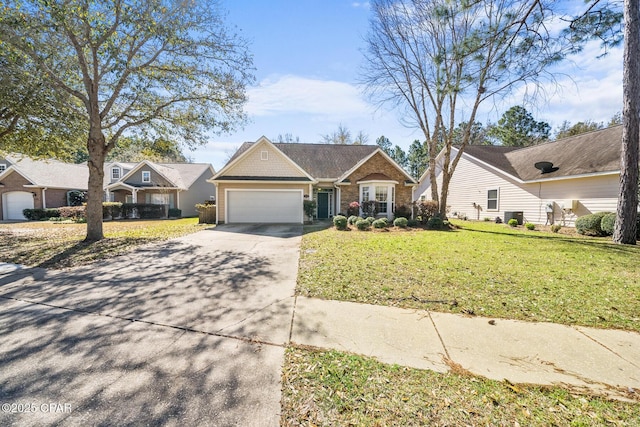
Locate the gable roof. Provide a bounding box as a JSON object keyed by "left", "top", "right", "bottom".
{"left": 222, "top": 140, "right": 384, "bottom": 180}
{"left": 0, "top": 155, "right": 89, "bottom": 189}
{"left": 422, "top": 125, "right": 625, "bottom": 184}
{"left": 106, "top": 160, "right": 213, "bottom": 190}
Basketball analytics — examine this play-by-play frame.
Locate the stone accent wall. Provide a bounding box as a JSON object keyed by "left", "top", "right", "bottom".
{"left": 339, "top": 152, "right": 414, "bottom": 215}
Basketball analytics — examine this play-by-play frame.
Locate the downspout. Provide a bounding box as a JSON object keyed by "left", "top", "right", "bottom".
{"left": 215, "top": 183, "right": 219, "bottom": 225}
{"left": 42, "top": 187, "right": 47, "bottom": 209}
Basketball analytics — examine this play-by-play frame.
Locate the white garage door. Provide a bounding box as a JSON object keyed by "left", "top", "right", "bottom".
{"left": 227, "top": 190, "right": 303, "bottom": 223}
{"left": 3, "top": 191, "right": 34, "bottom": 220}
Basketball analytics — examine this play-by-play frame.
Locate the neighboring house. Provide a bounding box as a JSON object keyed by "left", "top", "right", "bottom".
{"left": 209, "top": 137, "right": 417, "bottom": 224}
{"left": 0, "top": 155, "right": 88, "bottom": 220}
{"left": 104, "top": 160, "right": 215, "bottom": 217}
{"left": 414, "top": 125, "right": 627, "bottom": 226}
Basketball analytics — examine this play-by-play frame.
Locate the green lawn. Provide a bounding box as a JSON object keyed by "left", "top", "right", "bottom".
{"left": 298, "top": 220, "right": 640, "bottom": 332}
{"left": 282, "top": 347, "right": 640, "bottom": 426}
{"left": 0, "top": 218, "right": 207, "bottom": 269}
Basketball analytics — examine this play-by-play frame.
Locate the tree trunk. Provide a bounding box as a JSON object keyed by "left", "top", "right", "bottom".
{"left": 85, "top": 131, "right": 106, "bottom": 242}
{"left": 613, "top": 0, "right": 640, "bottom": 245}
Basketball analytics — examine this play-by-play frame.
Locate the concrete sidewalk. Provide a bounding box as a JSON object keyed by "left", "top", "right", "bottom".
{"left": 291, "top": 296, "right": 640, "bottom": 401}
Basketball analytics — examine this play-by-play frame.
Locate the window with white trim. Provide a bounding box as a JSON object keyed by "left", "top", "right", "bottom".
{"left": 142, "top": 171, "right": 151, "bottom": 183}
{"left": 375, "top": 186, "right": 388, "bottom": 214}
{"left": 361, "top": 186, "right": 370, "bottom": 202}
{"left": 111, "top": 167, "right": 121, "bottom": 180}
{"left": 487, "top": 188, "right": 499, "bottom": 211}
{"left": 359, "top": 183, "right": 395, "bottom": 218}
{"left": 0, "top": 164, "right": 6, "bottom": 172}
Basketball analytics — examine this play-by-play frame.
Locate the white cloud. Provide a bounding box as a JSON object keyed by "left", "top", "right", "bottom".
{"left": 351, "top": 2, "right": 370, "bottom": 8}
{"left": 246, "top": 75, "right": 371, "bottom": 119}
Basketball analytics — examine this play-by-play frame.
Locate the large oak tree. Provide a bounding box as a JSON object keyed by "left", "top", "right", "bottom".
{"left": 0, "top": 0, "right": 253, "bottom": 240}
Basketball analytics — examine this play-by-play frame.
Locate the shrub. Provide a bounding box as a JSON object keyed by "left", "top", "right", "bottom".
{"left": 333, "top": 215, "right": 348, "bottom": 230}
{"left": 366, "top": 216, "right": 375, "bottom": 224}
{"left": 551, "top": 224, "right": 562, "bottom": 233}
{"left": 575, "top": 212, "right": 608, "bottom": 236}
{"left": 484, "top": 217, "right": 492, "bottom": 221}
{"left": 407, "top": 219, "right": 418, "bottom": 227}
{"left": 600, "top": 212, "right": 616, "bottom": 236}
{"left": 372, "top": 219, "right": 387, "bottom": 229}
{"left": 355, "top": 219, "right": 370, "bottom": 230}
{"left": 360, "top": 200, "right": 377, "bottom": 218}
{"left": 168, "top": 208, "right": 182, "bottom": 218}
{"left": 58, "top": 206, "right": 86, "bottom": 220}
{"left": 122, "top": 203, "right": 165, "bottom": 219}
{"left": 393, "top": 204, "right": 412, "bottom": 219}
{"left": 380, "top": 217, "right": 389, "bottom": 226}
{"left": 347, "top": 201, "right": 360, "bottom": 217}
{"left": 495, "top": 216, "right": 503, "bottom": 224}
{"left": 103, "top": 202, "right": 123, "bottom": 219}
{"left": 23, "top": 208, "right": 61, "bottom": 221}
{"left": 347, "top": 215, "right": 359, "bottom": 225}
{"left": 414, "top": 200, "right": 439, "bottom": 224}
{"left": 394, "top": 217, "right": 408, "bottom": 228}
{"left": 427, "top": 215, "right": 444, "bottom": 230}
{"left": 507, "top": 218, "right": 518, "bottom": 227}
{"left": 67, "top": 190, "right": 86, "bottom": 206}
{"left": 303, "top": 200, "right": 317, "bottom": 220}
{"left": 525, "top": 222, "right": 536, "bottom": 230}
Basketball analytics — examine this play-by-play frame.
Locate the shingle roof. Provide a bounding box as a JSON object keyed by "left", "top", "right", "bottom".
{"left": 4, "top": 155, "right": 89, "bottom": 189}
{"left": 460, "top": 125, "right": 625, "bottom": 181}
{"left": 227, "top": 142, "right": 379, "bottom": 179}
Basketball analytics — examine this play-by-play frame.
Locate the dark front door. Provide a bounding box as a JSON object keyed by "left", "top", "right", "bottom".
{"left": 317, "top": 192, "right": 329, "bottom": 219}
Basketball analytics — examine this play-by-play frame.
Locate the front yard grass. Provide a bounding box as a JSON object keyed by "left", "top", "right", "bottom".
{"left": 0, "top": 218, "right": 207, "bottom": 269}
{"left": 282, "top": 347, "right": 640, "bottom": 426}
{"left": 298, "top": 220, "right": 640, "bottom": 332}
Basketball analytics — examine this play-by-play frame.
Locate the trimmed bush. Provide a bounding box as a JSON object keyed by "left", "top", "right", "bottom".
{"left": 303, "top": 200, "right": 317, "bottom": 220}
{"left": 103, "top": 202, "right": 123, "bottom": 219}
{"left": 428, "top": 216, "right": 444, "bottom": 229}
{"left": 23, "top": 208, "right": 61, "bottom": 221}
{"left": 58, "top": 206, "right": 85, "bottom": 220}
{"left": 372, "top": 218, "right": 387, "bottom": 229}
{"left": 380, "top": 217, "right": 389, "bottom": 226}
{"left": 365, "top": 216, "right": 376, "bottom": 224}
{"left": 168, "top": 208, "right": 182, "bottom": 218}
{"left": 393, "top": 204, "right": 412, "bottom": 219}
{"left": 355, "top": 219, "right": 370, "bottom": 230}
{"left": 394, "top": 217, "right": 408, "bottom": 228}
{"left": 507, "top": 218, "right": 518, "bottom": 227}
{"left": 347, "top": 215, "right": 359, "bottom": 225}
{"left": 601, "top": 212, "right": 616, "bottom": 236}
{"left": 551, "top": 224, "right": 562, "bottom": 233}
{"left": 122, "top": 203, "right": 165, "bottom": 219}
{"left": 525, "top": 222, "right": 536, "bottom": 230}
{"left": 333, "top": 215, "right": 348, "bottom": 230}
{"left": 407, "top": 219, "right": 418, "bottom": 227}
{"left": 575, "top": 212, "right": 608, "bottom": 236}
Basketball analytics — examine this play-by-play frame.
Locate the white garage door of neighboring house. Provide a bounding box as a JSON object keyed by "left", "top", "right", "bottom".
{"left": 227, "top": 190, "right": 303, "bottom": 223}
{"left": 3, "top": 191, "right": 34, "bottom": 220}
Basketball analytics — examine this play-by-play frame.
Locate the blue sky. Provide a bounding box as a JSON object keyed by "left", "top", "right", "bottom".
{"left": 189, "top": 1, "right": 623, "bottom": 171}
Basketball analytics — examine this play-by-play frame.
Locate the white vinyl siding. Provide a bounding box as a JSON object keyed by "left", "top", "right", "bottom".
{"left": 419, "top": 153, "right": 620, "bottom": 226}
{"left": 226, "top": 189, "right": 303, "bottom": 223}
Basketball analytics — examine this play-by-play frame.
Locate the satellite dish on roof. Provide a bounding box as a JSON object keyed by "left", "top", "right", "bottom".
{"left": 534, "top": 161, "right": 559, "bottom": 174}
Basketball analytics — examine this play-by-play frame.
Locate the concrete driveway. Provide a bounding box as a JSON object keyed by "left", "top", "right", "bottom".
{"left": 0, "top": 224, "right": 302, "bottom": 426}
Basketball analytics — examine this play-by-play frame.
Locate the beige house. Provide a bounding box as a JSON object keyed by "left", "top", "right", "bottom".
{"left": 104, "top": 160, "right": 215, "bottom": 217}
{"left": 210, "top": 137, "right": 417, "bottom": 224}
{"left": 414, "top": 126, "right": 627, "bottom": 226}
{"left": 0, "top": 155, "right": 88, "bottom": 220}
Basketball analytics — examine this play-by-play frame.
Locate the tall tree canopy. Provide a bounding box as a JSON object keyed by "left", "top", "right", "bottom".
{"left": 488, "top": 106, "right": 551, "bottom": 147}
{"left": 362, "top": 0, "right": 568, "bottom": 216}
{"left": 0, "top": 0, "right": 253, "bottom": 240}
